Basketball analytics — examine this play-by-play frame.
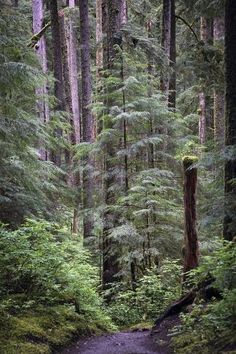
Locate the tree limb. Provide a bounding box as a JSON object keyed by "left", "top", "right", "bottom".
{"left": 27, "top": 21, "right": 51, "bottom": 48}
{"left": 175, "top": 15, "right": 199, "bottom": 42}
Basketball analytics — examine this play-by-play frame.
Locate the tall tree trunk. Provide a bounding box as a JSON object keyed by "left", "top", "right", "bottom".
{"left": 199, "top": 17, "right": 213, "bottom": 145}
{"left": 213, "top": 17, "right": 225, "bottom": 148}
{"left": 183, "top": 157, "right": 199, "bottom": 281}
{"left": 161, "top": 0, "right": 176, "bottom": 108}
{"left": 67, "top": 0, "right": 81, "bottom": 145}
{"left": 96, "top": 0, "right": 103, "bottom": 137}
{"left": 102, "top": 0, "right": 123, "bottom": 291}
{"left": 224, "top": 0, "right": 236, "bottom": 241}
{"left": 63, "top": 1, "right": 81, "bottom": 233}
{"left": 79, "top": 0, "right": 95, "bottom": 240}
{"left": 32, "top": 0, "right": 49, "bottom": 161}
{"left": 49, "top": 0, "right": 65, "bottom": 165}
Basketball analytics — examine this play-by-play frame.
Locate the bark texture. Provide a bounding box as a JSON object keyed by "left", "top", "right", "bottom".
{"left": 183, "top": 157, "right": 199, "bottom": 279}
{"left": 224, "top": 0, "right": 236, "bottom": 241}
{"left": 199, "top": 17, "right": 213, "bottom": 145}
{"left": 102, "top": 0, "right": 123, "bottom": 290}
{"left": 161, "top": 0, "right": 176, "bottom": 108}
{"left": 49, "top": 0, "right": 65, "bottom": 165}
{"left": 213, "top": 17, "right": 225, "bottom": 148}
{"left": 32, "top": 0, "right": 49, "bottom": 160}
{"left": 79, "top": 0, "right": 95, "bottom": 239}
{"left": 67, "top": 0, "right": 81, "bottom": 145}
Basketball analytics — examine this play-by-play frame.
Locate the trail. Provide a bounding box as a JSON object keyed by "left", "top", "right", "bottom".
{"left": 59, "top": 330, "right": 165, "bottom": 354}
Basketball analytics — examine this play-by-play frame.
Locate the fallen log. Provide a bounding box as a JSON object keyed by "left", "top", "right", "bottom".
{"left": 154, "top": 289, "right": 196, "bottom": 328}
{"left": 153, "top": 276, "right": 222, "bottom": 330}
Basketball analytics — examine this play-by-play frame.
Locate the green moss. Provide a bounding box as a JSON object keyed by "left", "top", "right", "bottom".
{"left": 125, "top": 321, "right": 153, "bottom": 331}
{"left": 0, "top": 305, "right": 112, "bottom": 354}
{"left": 182, "top": 156, "right": 198, "bottom": 166}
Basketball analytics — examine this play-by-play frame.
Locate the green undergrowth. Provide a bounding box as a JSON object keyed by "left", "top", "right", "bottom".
{"left": 0, "top": 304, "right": 113, "bottom": 354}
{"left": 171, "top": 240, "right": 236, "bottom": 354}
{"left": 107, "top": 259, "right": 182, "bottom": 328}
{"left": 0, "top": 220, "right": 116, "bottom": 353}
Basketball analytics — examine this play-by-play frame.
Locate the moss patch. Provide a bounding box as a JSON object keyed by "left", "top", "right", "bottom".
{"left": 0, "top": 305, "right": 112, "bottom": 354}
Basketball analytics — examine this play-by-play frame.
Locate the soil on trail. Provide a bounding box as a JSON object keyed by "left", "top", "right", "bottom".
{"left": 59, "top": 329, "right": 168, "bottom": 354}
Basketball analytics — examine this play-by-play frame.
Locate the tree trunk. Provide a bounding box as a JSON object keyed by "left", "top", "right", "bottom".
{"left": 199, "top": 91, "right": 206, "bottom": 144}
{"left": 213, "top": 17, "right": 225, "bottom": 148}
{"left": 224, "top": 0, "right": 236, "bottom": 241}
{"left": 199, "top": 17, "right": 213, "bottom": 145}
{"left": 161, "top": 0, "right": 176, "bottom": 108}
{"left": 79, "top": 0, "right": 95, "bottom": 240}
{"left": 102, "top": 0, "right": 123, "bottom": 291}
{"left": 32, "top": 0, "right": 49, "bottom": 161}
{"left": 63, "top": 1, "right": 81, "bottom": 233}
{"left": 49, "top": 0, "right": 65, "bottom": 166}
{"left": 183, "top": 157, "right": 199, "bottom": 281}
{"left": 67, "top": 0, "right": 81, "bottom": 145}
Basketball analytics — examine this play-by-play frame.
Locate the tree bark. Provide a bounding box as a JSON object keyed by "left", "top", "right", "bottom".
{"left": 183, "top": 157, "right": 199, "bottom": 281}
{"left": 224, "top": 0, "right": 236, "bottom": 241}
{"left": 102, "top": 0, "right": 123, "bottom": 291}
{"left": 79, "top": 0, "right": 95, "bottom": 240}
{"left": 213, "top": 17, "right": 225, "bottom": 148}
{"left": 49, "top": 0, "right": 65, "bottom": 165}
{"left": 32, "top": 0, "right": 49, "bottom": 161}
{"left": 199, "top": 17, "right": 213, "bottom": 145}
{"left": 67, "top": 0, "right": 81, "bottom": 145}
{"left": 161, "top": 0, "right": 176, "bottom": 109}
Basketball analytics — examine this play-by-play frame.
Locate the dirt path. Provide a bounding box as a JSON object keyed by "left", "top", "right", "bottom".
{"left": 59, "top": 330, "right": 163, "bottom": 354}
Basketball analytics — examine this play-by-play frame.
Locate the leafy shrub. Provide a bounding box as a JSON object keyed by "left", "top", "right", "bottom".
{"left": 0, "top": 219, "right": 114, "bottom": 326}
{"left": 0, "top": 219, "right": 115, "bottom": 352}
{"left": 108, "top": 259, "right": 182, "bottom": 327}
{"left": 171, "top": 240, "right": 236, "bottom": 354}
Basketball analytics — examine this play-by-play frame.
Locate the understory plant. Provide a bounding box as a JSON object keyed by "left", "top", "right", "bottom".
{"left": 0, "top": 219, "right": 115, "bottom": 353}
{"left": 171, "top": 240, "right": 236, "bottom": 354}
{"left": 108, "top": 259, "right": 182, "bottom": 327}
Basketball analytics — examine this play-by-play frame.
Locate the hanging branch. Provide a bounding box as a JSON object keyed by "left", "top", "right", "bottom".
{"left": 175, "top": 15, "right": 199, "bottom": 42}
{"left": 27, "top": 21, "right": 51, "bottom": 48}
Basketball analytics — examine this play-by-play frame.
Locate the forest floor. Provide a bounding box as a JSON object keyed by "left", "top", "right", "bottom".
{"left": 58, "top": 316, "right": 179, "bottom": 354}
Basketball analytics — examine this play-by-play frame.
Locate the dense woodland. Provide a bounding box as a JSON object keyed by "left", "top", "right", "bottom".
{"left": 0, "top": 0, "right": 235, "bottom": 353}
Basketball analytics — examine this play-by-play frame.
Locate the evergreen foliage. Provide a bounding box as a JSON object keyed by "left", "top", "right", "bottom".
{"left": 0, "top": 0, "right": 235, "bottom": 352}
